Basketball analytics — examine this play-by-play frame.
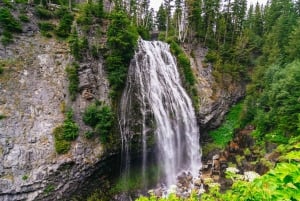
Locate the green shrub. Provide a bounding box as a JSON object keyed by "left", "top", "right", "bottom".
{"left": 205, "top": 50, "right": 220, "bottom": 63}
{"left": 35, "top": 6, "right": 53, "bottom": 19}
{"left": 38, "top": 21, "right": 56, "bottom": 37}
{"left": 55, "top": 12, "right": 74, "bottom": 38}
{"left": 209, "top": 102, "right": 243, "bottom": 147}
{"left": 84, "top": 131, "right": 94, "bottom": 139}
{"left": 19, "top": 14, "right": 29, "bottom": 22}
{"left": 54, "top": 125, "right": 71, "bottom": 154}
{"left": 0, "top": 8, "right": 22, "bottom": 33}
{"left": 65, "top": 63, "right": 79, "bottom": 101}
{"left": 83, "top": 102, "right": 114, "bottom": 143}
{"left": 53, "top": 109, "right": 79, "bottom": 154}
{"left": 38, "top": 21, "right": 55, "bottom": 32}
{"left": 44, "top": 184, "right": 55, "bottom": 195}
{"left": 1, "top": 30, "right": 13, "bottom": 47}
{"left": 22, "top": 175, "right": 28, "bottom": 180}
{"left": 0, "top": 114, "right": 6, "bottom": 119}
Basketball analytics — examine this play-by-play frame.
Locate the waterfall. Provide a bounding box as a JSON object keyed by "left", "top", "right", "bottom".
{"left": 119, "top": 39, "right": 201, "bottom": 187}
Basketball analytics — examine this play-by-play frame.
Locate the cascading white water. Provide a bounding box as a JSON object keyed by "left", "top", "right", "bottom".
{"left": 120, "top": 39, "right": 201, "bottom": 187}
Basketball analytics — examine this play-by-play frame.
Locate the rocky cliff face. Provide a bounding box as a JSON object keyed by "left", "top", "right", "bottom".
{"left": 0, "top": 28, "right": 110, "bottom": 200}
{"left": 187, "top": 44, "right": 245, "bottom": 132}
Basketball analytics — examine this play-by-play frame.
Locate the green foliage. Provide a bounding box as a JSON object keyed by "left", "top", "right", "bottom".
{"left": 55, "top": 11, "right": 74, "bottom": 38}
{"left": 0, "top": 7, "right": 22, "bottom": 47}
{"left": 83, "top": 102, "right": 114, "bottom": 143}
{"left": 0, "top": 8, "right": 22, "bottom": 33}
{"left": 22, "top": 175, "right": 28, "bottom": 180}
{"left": 44, "top": 184, "right": 55, "bottom": 195}
{"left": 35, "top": 6, "right": 53, "bottom": 19}
{"left": 69, "top": 29, "right": 89, "bottom": 61}
{"left": 76, "top": 1, "right": 104, "bottom": 27}
{"left": 38, "top": 21, "right": 56, "bottom": 37}
{"left": 209, "top": 102, "right": 243, "bottom": 147}
{"left": 19, "top": 14, "right": 29, "bottom": 22}
{"left": 65, "top": 63, "right": 79, "bottom": 101}
{"left": 84, "top": 131, "right": 94, "bottom": 139}
{"left": 106, "top": 10, "right": 138, "bottom": 98}
{"left": 136, "top": 162, "right": 300, "bottom": 201}
{"left": 243, "top": 60, "right": 300, "bottom": 142}
{"left": 1, "top": 30, "right": 13, "bottom": 48}
{"left": 63, "top": 110, "right": 79, "bottom": 141}
{"left": 137, "top": 26, "right": 150, "bottom": 40}
{"left": 168, "top": 39, "right": 199, "bottom": 109}
{"left": 53, "top": 109, "right": 79, "bottom": 154}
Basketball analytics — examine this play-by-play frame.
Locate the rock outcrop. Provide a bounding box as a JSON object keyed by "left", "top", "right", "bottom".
{"left": 187, "top": 44, "right": 245, "bottom": 131}
{"left": 0, "top": 29, "right": 110, "bottom": 200}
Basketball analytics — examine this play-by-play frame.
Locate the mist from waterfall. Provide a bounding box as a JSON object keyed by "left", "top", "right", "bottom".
{"left": 119, "top": 39, "right": 201, "bottom": 187}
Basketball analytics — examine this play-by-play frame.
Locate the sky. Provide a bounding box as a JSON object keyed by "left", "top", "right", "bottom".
{"left": 150, "top": 0, "right": 269, "bottom": 11}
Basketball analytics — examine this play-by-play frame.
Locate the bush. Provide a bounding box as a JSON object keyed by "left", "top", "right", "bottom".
{"left": 55, "top": 12, "right": 74, "bottom": 38}
{"left": 53, "top": 109, "right": 79, "bottom": 154}
{"left": 1, "top": 30, "right": 13, "bottom": 47}
{"left": 38, "top": 22, "right": 55, "bottom": 32}
{"left": 19, "top": 14, "right": 30, "bottom": 22}
{"left": 84, "top": 131, "right": 94, "bottom": 139}
{"left": 0, "top": 8, "right": 22, "bottom": 33}
{"left": 54, "top": 125, "right": 71, "bottom": 154}
{"left": 83, "top": 102, "right": 114, "bottom": 143}
{"left": 35, "top": 6, "right": 53, "bottom": 19}
{"left": 209, "top": 102, "right": 243, "bottom": 147}
{"left": 65, "top": 63, "right": 79, "bottom": 101}
{"left": 38, "top": 21, "right": 56, "bottom": 37}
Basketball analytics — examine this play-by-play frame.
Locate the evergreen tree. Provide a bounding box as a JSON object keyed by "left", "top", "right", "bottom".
{"left": 285, "top": 20, "right": 300, "bottom": 62}
{"left": 156, "top": 4, "right": 167, "bottom": 31}
{"left": 186, "top": 0, "right": 203, "bottom": 39}
{"left": 203, "top": 0, "right": 220, "bottom": 46}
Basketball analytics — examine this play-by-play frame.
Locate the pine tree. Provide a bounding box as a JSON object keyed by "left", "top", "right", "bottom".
{"left": 186, "top": 0, "right": 203, "bottom": 40}
{"left": 156, "top": 4, "right": 167, "bottom": 31}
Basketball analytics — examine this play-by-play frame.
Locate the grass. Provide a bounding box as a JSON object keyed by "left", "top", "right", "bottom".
{"left": 209, "top": 102, "right": 244, "bottom": 147}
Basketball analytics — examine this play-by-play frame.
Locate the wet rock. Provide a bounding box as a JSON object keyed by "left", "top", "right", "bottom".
{"left": 194, "top": 178, "right": 202, "bottom": 187}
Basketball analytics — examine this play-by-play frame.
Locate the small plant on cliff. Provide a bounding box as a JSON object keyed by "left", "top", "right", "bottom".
{"left": 0, "top": 8, "right": 22, "bottom": 49}
{"left": 0, "top": 8, "right": 22, "bottom": 33}
{"left": 54, "top": 109, "right": 79, "bottom": 154}
{"left": 44, "top": 184, "right": 55, "bottom": 195}
{"left": 38, "top": 21, "right": 56, "bottom": 37}
{"left": 83, "top": 101, "right": 114, "bottom": 143}
{"left": 55, "top": 11, "right": 74, "bottom": 38}
{"left": 65, "top": 63, "right": 79, "bottom": 101}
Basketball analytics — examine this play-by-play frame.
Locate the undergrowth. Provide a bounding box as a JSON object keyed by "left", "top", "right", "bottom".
{"left": 209, "top": 102, "right": 243, "bottom": 147}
